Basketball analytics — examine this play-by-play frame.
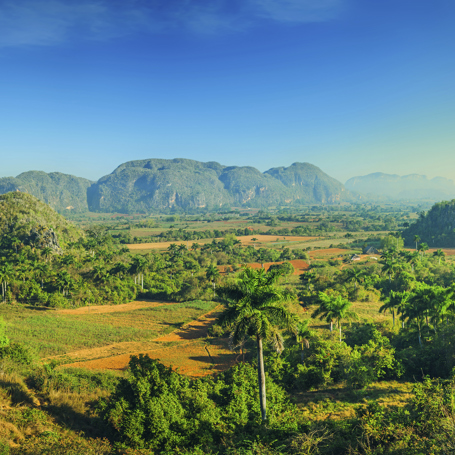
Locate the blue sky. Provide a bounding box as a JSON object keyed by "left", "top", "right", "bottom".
{"left": 1, "top": 0, "right": 454, "bottom": 183}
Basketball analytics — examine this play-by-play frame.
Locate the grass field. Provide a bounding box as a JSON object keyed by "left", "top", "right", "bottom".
{"left": 0, "top": 300, "right": 218, "bottom": 358}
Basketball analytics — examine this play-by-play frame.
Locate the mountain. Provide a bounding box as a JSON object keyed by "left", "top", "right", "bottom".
{"left": 345, "top": 173, "right": 455, "bottom": 201}
{"left": 0, "top": 171, "right": 93, "bottom": 212}
{"left": 87, "top": 159, "right": 347, "bottom": 213}
{"left": 402, "top": 199, "right": 455, "bottom": 248}
{"left": 265, "top": 162, "right": 346, "bottom": 203}
{"left": 0, "top": 192, "right": 83, "bottom": 252}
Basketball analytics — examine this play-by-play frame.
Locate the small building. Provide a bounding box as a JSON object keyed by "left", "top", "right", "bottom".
{"left": 351, "top": 254, "right": 361, "bottom": 261}
{"left": 363, "top": 246, "right": 379, "bottom": 255}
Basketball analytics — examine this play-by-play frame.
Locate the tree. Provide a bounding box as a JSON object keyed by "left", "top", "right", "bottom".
{"left": 414, "top": 235, "right": 421, "bottom": 252}
{"left": 216, "top": 267, "right": 297, "bottom": 422}
{"left": 379, "top": 290, "right": 408, "bottom": 327}
{"left": 330, "top": 295, "right": 358, "bottom": 342}
{"left": 295, "top": 320, "right": 315, "bottom": 365}
{"left": 206, "top": 264, "right": 220, "bottom": 297}
{"left": 345, "top": 267, "right": 364, "bottom": 291}
{"left": 433, "top": 249, "right": 445, "bottom": 265}
{"left": 313, "top": 293, "right": 358, "bottom": 342}
{"left": 418, "top": 242, "right": 429, "bottom": 257}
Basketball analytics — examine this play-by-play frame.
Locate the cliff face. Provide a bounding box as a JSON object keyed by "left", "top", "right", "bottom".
{"left": 87, "top": 159, "right": 348, "bottom": 213}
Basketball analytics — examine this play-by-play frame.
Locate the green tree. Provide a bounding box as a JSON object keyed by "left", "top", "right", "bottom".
{"left": 433, "top": 249, "right": 445, "bottom": 265}
{"left": 345, "top": 266, "right": 364, "bottom": 291}
{"left": 313, "top": 293, "right": 358, "bottom": 342}
{"left": 296, "top": 319, "right": 315, "bottom": 365}
{"left": 217, "top": 267, "right": 297, "bottom": 422}
{"left": 414, "top": 235, "right": 421, "bottom": 252}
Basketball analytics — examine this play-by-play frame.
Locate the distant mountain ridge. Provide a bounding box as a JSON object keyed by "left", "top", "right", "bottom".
{"left": 0, "top": 159, "right": 347, "bottom": 213}
{"left": 0, "top": 171, "right": 93, "bottom": 212}
{"left": 87, "top": 159, "right": 347, "bottom": 212}
{"left": 345, "top": 172, "right": 455, "bottom": 201}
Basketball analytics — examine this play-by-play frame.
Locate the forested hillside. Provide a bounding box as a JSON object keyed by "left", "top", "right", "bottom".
{"left": 87, "top": 158, "right": 348, "bottom": 212}
{"left": 403, "top": 199, "right": 455, "bottom": 247}
{"left": 0, "top": 171, "right": 93, "bottom": 212}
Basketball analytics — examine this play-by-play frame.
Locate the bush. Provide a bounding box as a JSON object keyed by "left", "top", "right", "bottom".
{"left": 0, "top": 342, "right": 35, "bottom": 365}
{"left": 99, "top": 355, "right": 297, "bottom": 452}
{"left": 47, "top": 293, "right": 69, "bottom": 308}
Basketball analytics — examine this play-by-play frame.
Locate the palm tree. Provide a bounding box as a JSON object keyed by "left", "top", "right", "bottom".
{"left": 312, "top": 292, "right": 339, "bottom": 332}
{"left": 379, "top": 290, "right": 408, "bottom": 327}
{"left": 381, "top": 259, "right": 398, "bottom": 284}
{"left": 217, "top": 267, "right": 297, "bottom": 422}
{"left": 312, "top": 293, "right": 358, "bottom": 341}
{"left": 327, "top": 295, "right": 359, "bottom": 342}
{"left": 206, "top": 264, "right": 220, "bottom": 297}
{"left": 296, "top": 320, "right": 315, "bottom": 365}
{"left": 414, "top": 235, "right": 421, "bottom": 252}
{"left": 433, "top": 249, "right": 445, "bottom": 265}
{"left": 345, "top": 267, "right": 364, "bottom": 291}
{"left": 418, "top": 242, "right": 429, "bottom": 257}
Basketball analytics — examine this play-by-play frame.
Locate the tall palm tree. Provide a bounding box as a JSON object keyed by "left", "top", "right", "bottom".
{"left": 217, "top": 267, "right": 297, "bottom": 422}
{"left": 414, "top": 235, "right": 421, "bottom": 252}
{"left": 418, "top": 242, "right": 429, "bottom": 257}
{"left": 381, "top": 259, "right": 398, "bottom": 284}
{"left": 325, "top": 294, "right": 359, "bottom": 342}
{"left": 296, "top": 320, "right": 315, "bottom": 365}
{"left": 345, "top": 267, "right": 364, "bottom": 291}
{"left": 312, "top": 292, "right": 339, "bottom": 332}
{"left": 206, "top": 264, "right": 220, "bottom": 297}
{"left": 379, "top": 290, "right": 408, "bottom": 327}
{"left": 433, "top": 249, "right": 445, "bottom": 265}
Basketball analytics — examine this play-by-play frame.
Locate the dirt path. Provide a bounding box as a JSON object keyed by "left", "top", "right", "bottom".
{"left": 154, "top": 306, "right": 222, "bottom": 341}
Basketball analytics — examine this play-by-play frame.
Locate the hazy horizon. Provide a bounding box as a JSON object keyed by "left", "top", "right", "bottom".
{"left": 2, "top": 0, "right": 454, "bottom": 183}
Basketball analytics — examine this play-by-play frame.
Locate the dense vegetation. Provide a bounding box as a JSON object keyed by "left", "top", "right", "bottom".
{"left": 2, "top": 195, "right": 455, "bottom": 453}
{"left": 403, "top": 198, "right": 455, "bottom": 247}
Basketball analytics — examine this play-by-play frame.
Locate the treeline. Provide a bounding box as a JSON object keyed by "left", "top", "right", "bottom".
{"left": 403, "top": 199, "right": 455, "bottom": 247}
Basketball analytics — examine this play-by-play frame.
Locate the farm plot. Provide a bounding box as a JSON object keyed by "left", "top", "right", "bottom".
{"left": 127, "top": 235, "right": 319, "bottom": 251}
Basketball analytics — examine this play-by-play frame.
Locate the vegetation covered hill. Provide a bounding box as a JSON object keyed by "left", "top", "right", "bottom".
{"left": 87, "top": 158, "right": 348, "bottom": 213}
{"left": 403, "top": 199, "right": 455, "bottom": 247}
{"left": 0, "top": 171, "right": 93, "bottom": 213}
{"left": 0, "top": 192, "right": 82, "bottom": 250}
{"left": 346, "top": 172, "right": 455, "bottom": 201}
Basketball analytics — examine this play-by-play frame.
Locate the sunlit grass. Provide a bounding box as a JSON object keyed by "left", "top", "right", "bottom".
{"left": 0, "top": 300, "right": 218, "bottom": 357}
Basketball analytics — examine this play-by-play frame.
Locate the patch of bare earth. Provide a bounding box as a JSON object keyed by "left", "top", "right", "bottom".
{"left": 58, "top": 306, "right": 236, "bottom": 377}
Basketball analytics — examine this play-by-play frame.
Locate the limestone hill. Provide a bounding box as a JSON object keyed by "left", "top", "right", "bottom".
{"left": 0, "top": 192, "right": 83, "bottom": 252}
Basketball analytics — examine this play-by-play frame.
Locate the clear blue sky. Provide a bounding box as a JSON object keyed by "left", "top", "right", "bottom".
{"left": 1, "top": 0, "right": 454, "bottom": 184}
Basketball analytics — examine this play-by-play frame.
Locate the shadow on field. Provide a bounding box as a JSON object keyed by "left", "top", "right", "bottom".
{"left": 294, "top": 383, "right": 412, "bottom": 405}
{"left": 0, "top": 378, "right": 35, "bottom": 406}
{"left": 44, "top": 400, "right": 109, "bottom": 439}
{"left": 24, "top": 305, "right": 54, "bottom": 311}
